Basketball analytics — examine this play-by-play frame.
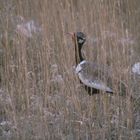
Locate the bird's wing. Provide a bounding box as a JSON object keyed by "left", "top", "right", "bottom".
{"left": 77, "top": 61, "right": 113, "bottom": 92}
{"left": 84, "top": 61, "right": 113, "bottom": 81}
{"left": 78, "top": 73, "right": 113, "bottom": 92}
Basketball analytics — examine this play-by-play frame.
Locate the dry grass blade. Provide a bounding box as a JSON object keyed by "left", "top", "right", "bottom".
{"left": 0, "top": 0, "right": 139, "bottom": 139}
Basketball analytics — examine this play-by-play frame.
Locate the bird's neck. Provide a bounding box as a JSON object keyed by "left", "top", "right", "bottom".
{"left": 75, "top": 43, "right": 84, "bottom": 65}
{"left": 78, "top": 45, "right": 84, "bottom": 62}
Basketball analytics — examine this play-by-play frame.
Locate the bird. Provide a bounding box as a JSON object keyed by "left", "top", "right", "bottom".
{"left": 68, "top": 32, "right": 114, "bottom": 95}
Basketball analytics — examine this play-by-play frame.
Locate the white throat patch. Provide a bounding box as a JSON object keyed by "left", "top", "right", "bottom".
{"left": 78, "top": 39, "right": 84, "bottom": 44}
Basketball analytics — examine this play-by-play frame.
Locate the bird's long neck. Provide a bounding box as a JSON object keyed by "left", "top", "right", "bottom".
{"left": 75, "top": 40, "right": 84, "bottom": 65}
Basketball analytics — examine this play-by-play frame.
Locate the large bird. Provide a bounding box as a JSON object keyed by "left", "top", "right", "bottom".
{"left": 68, "top": 32, "right": 114, "bottom": 95}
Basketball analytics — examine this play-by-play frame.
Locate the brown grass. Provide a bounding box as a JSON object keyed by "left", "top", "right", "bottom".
{"left": 0, "top": 0, "right": 140, "bottom": 139}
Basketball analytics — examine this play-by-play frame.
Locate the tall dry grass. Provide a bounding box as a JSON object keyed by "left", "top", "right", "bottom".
{"left": 0, "top": 0, "right": 140, "bottom": 139}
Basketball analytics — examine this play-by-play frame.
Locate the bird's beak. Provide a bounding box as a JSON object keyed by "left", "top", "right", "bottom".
{"left": 66, "top": 32, "right": 75, "bottom": 40}
{"left": 66, "top": 32, "right": 76, "bottom": 48}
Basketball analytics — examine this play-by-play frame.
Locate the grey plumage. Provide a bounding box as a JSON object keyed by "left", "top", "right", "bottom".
{"left": 76, "top": 60, "right": 113, "bottom": 93}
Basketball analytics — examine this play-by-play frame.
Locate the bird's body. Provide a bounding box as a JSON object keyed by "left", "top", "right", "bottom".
{"left": 68, "top": 32, "right": 114, "bottom": 95}
{"left": 76, "top": 60, "right": 113, "bottom": 93}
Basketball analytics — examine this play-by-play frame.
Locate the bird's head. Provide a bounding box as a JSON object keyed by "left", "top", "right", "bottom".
{"left": 67, "top": 32, "right": 86, "bottom": 47}
{"left": 76, "top": 32, "right": 86, "bottom": 46}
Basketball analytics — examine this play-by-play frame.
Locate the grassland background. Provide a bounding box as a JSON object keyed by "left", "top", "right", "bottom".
{"left": 0, "top": 0, "right": 140, "bottom": 140}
